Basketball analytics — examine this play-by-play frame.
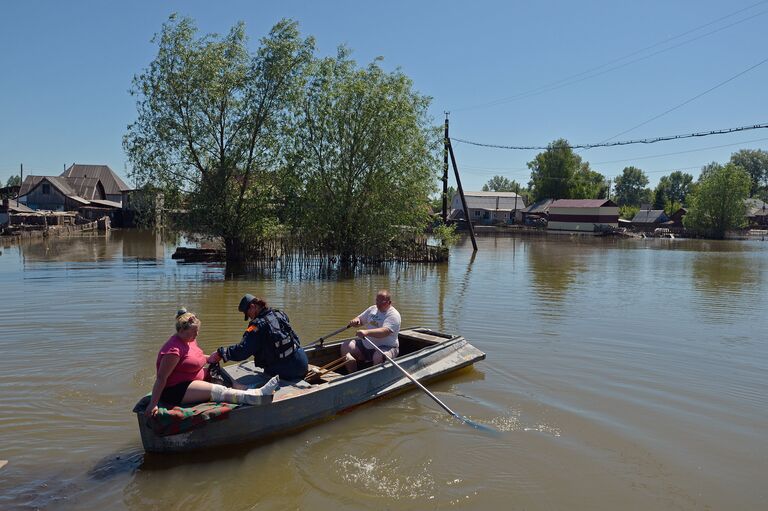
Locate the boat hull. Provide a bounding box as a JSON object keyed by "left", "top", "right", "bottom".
{"left": 136, "top": 329, "right": 485, "bottom": 453}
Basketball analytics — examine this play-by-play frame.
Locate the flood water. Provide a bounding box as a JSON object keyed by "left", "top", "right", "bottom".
{"left": 0, "top": 230, "right": 766, "bottom": 510}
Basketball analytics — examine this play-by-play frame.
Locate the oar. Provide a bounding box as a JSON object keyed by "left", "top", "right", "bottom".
{"left": 364, "top": 337, "right": 497, "bottom": 433}
{"left": 305, "top": 325, "right": 351, "bottom": 348}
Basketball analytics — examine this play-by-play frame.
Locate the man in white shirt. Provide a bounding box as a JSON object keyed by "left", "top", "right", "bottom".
{"left": 341, "top": 289, "right": 401, "bottom": 372}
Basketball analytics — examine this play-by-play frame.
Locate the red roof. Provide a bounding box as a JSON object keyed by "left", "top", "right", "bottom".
{"left": 550, "top": 199, "right": 617, "bottom": 208}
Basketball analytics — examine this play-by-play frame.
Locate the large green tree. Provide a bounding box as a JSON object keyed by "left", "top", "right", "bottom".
{"left": 528, "top": 139, "right": 585, "bottom": 200}
{"left": 482, "top": 175, "right": 519, "bottom": 192}
{"left": 5, "top": 175, "right": 21, "bottom": 187}
{"left": 729, "top": 148, "right": 768, "bottom": 196}
{"left": 653, "top": 170, "right": 693, "bottom": 210}
{"left": 684, "top": 163, "right": 751, "bottom": 238}
{"left": 571, "top": 164, "right": 608, "bottom": 199}
{"left": 284, "top": 49, "right": 438, "bottom": 260}
{"left": 613, "top": 166, "right": 649, "bottom": 206}
{"left": 123, "top": 16, "right": 314, "bottom": 262}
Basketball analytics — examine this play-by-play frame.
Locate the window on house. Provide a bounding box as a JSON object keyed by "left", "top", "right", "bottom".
{"left": 42, "top": 184, "right": 50, "bottom": 195}
{"left": 474, "top": 210, "right": 480, "bottom": 217}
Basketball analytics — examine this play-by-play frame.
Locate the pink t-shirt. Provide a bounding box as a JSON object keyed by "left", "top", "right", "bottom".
{"left": 156, "top": 334, "right": 207, "bottom": 387}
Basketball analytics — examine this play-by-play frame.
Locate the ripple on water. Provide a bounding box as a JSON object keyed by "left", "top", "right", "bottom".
{"left": 334, "top": 454, "right": 435, "bottom": 500}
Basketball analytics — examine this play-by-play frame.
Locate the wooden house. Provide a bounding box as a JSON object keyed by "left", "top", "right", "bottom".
{"left": 631, "top": 209, "right": 670, "bottom": 226}
{"left": 60, "top": 164, "right": 132, "bottom": 205}
{"left": 18, "top": 176, "right": 92, "bottom": 211}
{"left": 745, "top": 198, "right": 768, "bottom": 226}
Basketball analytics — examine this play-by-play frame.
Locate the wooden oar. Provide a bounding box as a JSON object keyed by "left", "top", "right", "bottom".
{"left": 364, "top": 337, "right": 497, "bottom": 433}
{"left": 305, "top": 325, "right": 350, "bottom": 348}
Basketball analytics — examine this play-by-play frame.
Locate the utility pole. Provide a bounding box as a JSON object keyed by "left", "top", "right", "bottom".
{"left": 445, "top": 117, "right": 478, "bottom": 252}
{"left": 442, "top": 113, "right": 449, "bottom": 223}
{"left": 18, "top": 163, "right": 22, "bottom": 207}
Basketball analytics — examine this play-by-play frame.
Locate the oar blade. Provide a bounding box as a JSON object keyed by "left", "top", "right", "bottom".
{"left": 457, "top": 415, "right": 499, "bottom": 435}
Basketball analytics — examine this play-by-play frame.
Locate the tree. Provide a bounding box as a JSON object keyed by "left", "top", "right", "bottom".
{"left": 729, "top": 149, "right": 768, "bottom": 196}
{"left": 430, "top": 185, "right": 455, "bottom": 213}
{"left": 619, "top": 204, "right": 639, "bottom": 220}
{"left": 570, "top": 164, "right": 607, "bottom": 199}
{"left": 482, "top": 175, "right": 519, "bottom": 192}
{"left": 613, "top": 166, "right": 649, "bottom": 206}
{"left": 527, "top": 139, "right": 582, "bottom": 200}
{"left": 124, "top": 16, "right": 314, "bottom": 262}
{"left": 684, "top": 163, "right": 751, "bottom": 238}
{"left": 653, "top": 171, "right": 693, "bottom": 209}
{"left": 5, "top": 175, "right": 21, "bottom": 187}
{"left": 284, "top": 48, "right": 438, "bottom": 260}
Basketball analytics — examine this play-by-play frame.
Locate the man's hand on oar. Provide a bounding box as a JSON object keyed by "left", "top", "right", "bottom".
{"left": 304, "top": 325, "right": 351, "bottom": 348}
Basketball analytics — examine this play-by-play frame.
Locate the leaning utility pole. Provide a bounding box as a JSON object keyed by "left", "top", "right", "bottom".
{"left": 442, "top": 114, "right": 449, "bottom": 224}
{"left": 445, "top": 116, "right": 478, "bottom": 251}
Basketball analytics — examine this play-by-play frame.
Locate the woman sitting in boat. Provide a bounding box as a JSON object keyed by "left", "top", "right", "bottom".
{"left": 145, "top": 310, "right": 279, "bottom": 418}
{"left": 206, "top": 295, "right": 309, "bottom": 381}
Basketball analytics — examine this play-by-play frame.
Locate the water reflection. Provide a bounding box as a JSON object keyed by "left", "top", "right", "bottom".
{"left": 526, "top": 240, "right": 587, "bottom": 310}
{"left": 690, "top": 253, "right": 761, "bottom": 324}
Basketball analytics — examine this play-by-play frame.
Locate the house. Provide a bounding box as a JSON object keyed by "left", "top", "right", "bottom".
{"left": 745, "top": 198, "right": 768, "bottom": 226}
{"left": 668, "top": 207, "right": 687, "bottom": 228}
{"left": 521, "top": 198, "right": 555, "bottom": 226}
{"left": 631, "top": 209, "right": 670, "bottom": 226}
{"left": 60, "top": 164, "right": 132, "bottom": 205}
{"left": 18, "top": 176, "right": 92, "bottom": 211}
{"left": 547, "top": 199, "right": 619, "bottom": 232}
{"left": 18, "top": 164, "right": 132, "bottom": 212}
{"left": 449, "top": 191, "right": 527, "bottom": 225}
{"left": 0, "top": 198, "right": 35, "bottom": 226}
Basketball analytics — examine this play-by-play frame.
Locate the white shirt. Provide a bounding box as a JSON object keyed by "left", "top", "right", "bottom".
{"left": 358, "top": 305, "right": 401, "bottom": 349}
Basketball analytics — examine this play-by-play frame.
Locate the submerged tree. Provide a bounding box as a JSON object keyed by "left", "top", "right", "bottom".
{"left": 684, "top": 163, "right": 750, "bottom": 238}
{"left": 285, "top": 49, "right": 438, "bottom": 260}
{"left": 124, "top": 15, "right": 314, "bottom": 262}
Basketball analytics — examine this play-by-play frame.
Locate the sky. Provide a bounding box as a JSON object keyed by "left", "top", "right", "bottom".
{"left": 1, "top": 0, "right": 766, "bottom": 192}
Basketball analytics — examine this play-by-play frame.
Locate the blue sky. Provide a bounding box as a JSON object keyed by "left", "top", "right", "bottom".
{"left": 1, "top": 0, "right": 766, "bottom": 192}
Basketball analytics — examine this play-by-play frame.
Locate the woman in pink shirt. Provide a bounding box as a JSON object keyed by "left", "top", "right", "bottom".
{"left": 145, "top": 311, "right": 279, "bottom": 418}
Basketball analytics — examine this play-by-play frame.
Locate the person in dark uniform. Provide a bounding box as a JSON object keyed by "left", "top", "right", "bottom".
{"left": 207, "top": 294, "right": 309, "bottom": 381}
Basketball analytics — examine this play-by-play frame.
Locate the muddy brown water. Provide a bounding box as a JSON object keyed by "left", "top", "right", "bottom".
{"left": 0, "top": 230, "right": 765, "bottom": 510}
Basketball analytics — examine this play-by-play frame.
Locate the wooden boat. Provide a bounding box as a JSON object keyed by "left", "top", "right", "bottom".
{"left": 134, "top": 327, "right": 485, "bottom": 453}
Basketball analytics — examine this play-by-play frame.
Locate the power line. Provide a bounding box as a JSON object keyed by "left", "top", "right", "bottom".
{"left": 597, "top": 56, "right": 768, "bottom": 143}
{"left": 452, "top": 122, "right": 768, "bottom": 150}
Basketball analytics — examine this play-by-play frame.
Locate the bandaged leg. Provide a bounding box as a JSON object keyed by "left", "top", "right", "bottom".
{"left": 209, "top": 376, "right": 280, "bottom": 406}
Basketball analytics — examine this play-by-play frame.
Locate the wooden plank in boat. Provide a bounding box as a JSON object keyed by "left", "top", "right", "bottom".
{"left": 399, "top": 329, "right": 452, "bottom": 343}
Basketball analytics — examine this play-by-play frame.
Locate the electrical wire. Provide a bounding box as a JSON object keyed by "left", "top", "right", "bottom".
{"left": 451, "top": 122, "right": 768, "bottom": 150}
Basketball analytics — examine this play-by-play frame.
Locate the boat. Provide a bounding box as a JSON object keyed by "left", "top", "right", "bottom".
{"left": 133, "top": 327, "right": 486, "bottom": 453}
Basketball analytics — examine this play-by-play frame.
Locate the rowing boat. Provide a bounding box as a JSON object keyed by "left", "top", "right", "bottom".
{"left": 133, "top": 327, "right": 485, "bottom": 453}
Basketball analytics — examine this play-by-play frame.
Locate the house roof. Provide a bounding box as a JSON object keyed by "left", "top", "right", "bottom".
{"left": 61, "top": 164, "right": 132, "bottom": 194}
{"left": 550, "top": 199, "right": 618, "bottom": 208}
{"left": 453, "top": 191, "right": 526, "bottom": 211}
{"left": 1, "top": 201, "right": 34, "bottom": 213}
{"left": 631, "top": 209, "right": 670, "bottom": 224}
{"left": 18, "top": 175, "right": 90, "bottom": 205}
{"left": 522, "top": 198, "right": 555, "bottom": 214}
{"left": 86, "top": 199, "right": 122, "bottom": 209}
{"left": 745, "top": 198, "right": 768, "bottom": 216}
